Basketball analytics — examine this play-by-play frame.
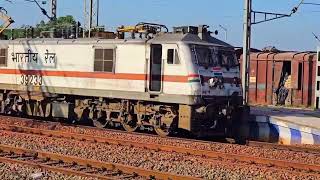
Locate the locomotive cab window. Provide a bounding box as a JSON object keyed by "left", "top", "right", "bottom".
{"left": 0, "top": 48, "right": 7, "bottom": 66}
{"left": 167, "top": 49, "right": 180, "bottom": 64}
{"left": 94, "top": 49, "right": 115, "bottom": 72}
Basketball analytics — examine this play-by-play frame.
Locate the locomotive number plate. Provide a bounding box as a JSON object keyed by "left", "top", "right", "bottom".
{"left": 20, "top": 74, "right": 43, "bottom": 86}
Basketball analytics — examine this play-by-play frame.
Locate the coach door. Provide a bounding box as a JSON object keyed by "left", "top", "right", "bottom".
{"left": 149, "top": 44, "right": 163, "bottom": 93}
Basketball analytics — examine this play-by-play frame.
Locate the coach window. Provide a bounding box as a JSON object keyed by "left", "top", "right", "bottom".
{"left": 94, "top": 49, "right": 115, "bottom": 72}
{"left": 167, "top": 49, "right": 180, "bottom": 64}
{"left": 0, "top": 48, "right": 7, "bottom": 66}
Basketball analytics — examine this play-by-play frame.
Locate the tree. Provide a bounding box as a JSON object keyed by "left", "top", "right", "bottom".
{"left": 2, "top": 15, "right": 78, "bottom": 39}
{"left": 36, "top": 15, "right": 77, "bottom": 31}
{"left": 55, "top": 15, "right": 76, "bottom": 27}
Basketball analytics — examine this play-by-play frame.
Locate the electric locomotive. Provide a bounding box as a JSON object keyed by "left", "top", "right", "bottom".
{"left": 0, "top": 23, "right": 243, "bottom": 137}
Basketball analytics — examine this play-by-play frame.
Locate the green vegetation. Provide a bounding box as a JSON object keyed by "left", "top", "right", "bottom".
{"left": 2, "top": 15, "right": 77, "bottom": 39}
{"left": 36, "top": 15, "right": 76, "bottom": 31}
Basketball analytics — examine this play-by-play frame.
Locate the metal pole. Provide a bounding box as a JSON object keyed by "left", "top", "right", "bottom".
{"left": 242, "top": 0, "right": 252, "bottom": 105}
{"left": 83, "top": 0, "right": 86, "bottom": 38}
{"left": 89, "top": 0, "right": 93, "bottom": 38}
{"left": 96, "top": 0, "right": 99, "bottom": 27}
{"left": 10, "top": 29, "right": 13, "bottom": 40}
{"left": 25, "top": 27, "right": 28, "bottom": 39}
{"left": 51, "top": 0, "right": 57, "bottom": 20}
{"left": 76, "top": 24, "right": 79, "bottom": 39}
{"left": 316, "top": 47, "right": 320, "bottom": 108}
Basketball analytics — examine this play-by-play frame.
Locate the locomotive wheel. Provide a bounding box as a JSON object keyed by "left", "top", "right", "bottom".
{"left": 154, "top": 114, "right": 175, "bottom": 137}
{"left": 154, "top": 125, "right": 170, "bottom": 137}
{"left": 121, "top": 114, "right": 138, "bottom": 132}
{"left": 154, "top": 118, "right": 171, "bottom": 137}
{"left": 93, "top": 118, "right": 107, "bottom": 128}
{"left": 93, "top": 111, "right": 107, "bottom": 128}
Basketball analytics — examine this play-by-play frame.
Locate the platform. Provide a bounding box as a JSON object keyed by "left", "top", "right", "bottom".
{"left": 237, "top": 106, "right": 320, "bottom": 145}
{"left": 251, "top": 106, "right": 320, "bottom": 130}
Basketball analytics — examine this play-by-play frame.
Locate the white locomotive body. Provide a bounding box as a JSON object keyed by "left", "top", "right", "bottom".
{"left": 0, "top": 25, "right": 243, "bottom": 137}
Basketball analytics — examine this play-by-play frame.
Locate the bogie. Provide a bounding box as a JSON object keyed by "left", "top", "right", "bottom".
{"left": 0, "top": 91, "right": 180, "bottom": 136}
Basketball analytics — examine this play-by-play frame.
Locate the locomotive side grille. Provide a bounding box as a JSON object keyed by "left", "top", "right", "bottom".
{"left": 0, "top": 48, "right": 7, "bottom": 67}
{"left": 94, "top": 49, "right": 115, "bottom": 72}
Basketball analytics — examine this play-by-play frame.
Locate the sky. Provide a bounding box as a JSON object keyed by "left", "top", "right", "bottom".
{"left": 1, "top": 0, "right": 320, "bottom": 51}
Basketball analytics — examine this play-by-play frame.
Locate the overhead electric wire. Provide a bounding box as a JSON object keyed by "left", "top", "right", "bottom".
{"left": 4, "top": 0, "right": 52, "bottom": 20}
{"left": 18, "top": 0, "right": 54, "bottom": 21}
{"left": 313, "top": 32, "right": 320, "bottom": 43}
{"left": 303, "top": 2, "right": 320, "bottom": 6}
{"left": 290, "top": 0, "right": 305, "bottom": 15}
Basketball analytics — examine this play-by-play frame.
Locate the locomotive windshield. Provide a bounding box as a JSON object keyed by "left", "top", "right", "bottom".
{"left": 190, "top": 45, "right": 238, "bottom": 67}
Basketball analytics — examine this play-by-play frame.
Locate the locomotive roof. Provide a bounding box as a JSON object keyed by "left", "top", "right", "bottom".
{"left": 149, "top": 33, "right": 233, "bottom": 47}
{"left": 0, "top": 33, "right": 233, "bottom": 48}
{"left": 0, "top": 38, "right": 145, "bottom": 45}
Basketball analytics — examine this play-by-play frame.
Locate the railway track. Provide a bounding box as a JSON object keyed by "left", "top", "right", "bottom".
{"left": 246, "top": 140, "right": 320, "bottom": 155}
{"left": 1, "top": 123, "right": 320, "bottom": 177}
{"left": 4, "top": 114, "right": 320, "bottom": 155}
{"left": 0, "top": 116, "right": 320, "bottom": 178}
{"left": 0, "top": 144, "right": 198, "bottom": 180}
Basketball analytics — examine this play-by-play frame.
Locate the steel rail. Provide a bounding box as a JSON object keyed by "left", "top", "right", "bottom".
{"left": 246, "top": 141, "right": 320, "bottom": 154}
{"left": 1, "top": 124, "right": 320, "bottom": 174}
{"left": 0, "top": 144, "right": 200, "bottom": 180}
{"left": 0, "top": 115, "right": 227, "bottom": 146}
{"left": 29, "top": 119, "right": 320, "bottom": 155}
{"left": 0, "top": 156, "right": 114, "bottom": 180}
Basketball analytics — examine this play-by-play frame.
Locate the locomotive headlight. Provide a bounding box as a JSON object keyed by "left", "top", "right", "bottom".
{"left": 233, "top": 77, "right": 240, "bottom": 87}
{"left": 208, "top": 78, "right": 216, "bottom": 88}
{"left": 208, "top": 77, "right": 219, "bottom": 88}
{"left": 208, "top": 77, "right": 224, "bottom": 89}
{"left": 218, "top": 77, "right": 224, "bottom": 89}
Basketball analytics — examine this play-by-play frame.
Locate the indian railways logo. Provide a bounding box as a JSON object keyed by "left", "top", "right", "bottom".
{"left": 12, "top": 49, "right": 56, "bottom": 64}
